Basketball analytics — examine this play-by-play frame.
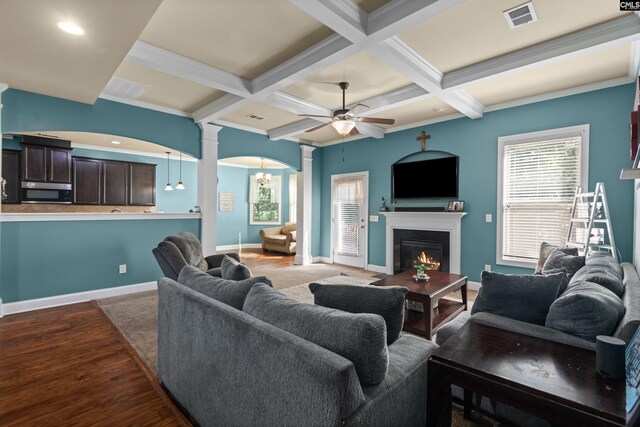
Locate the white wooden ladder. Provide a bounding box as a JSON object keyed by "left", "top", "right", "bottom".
{"left": 565, "top": 182, "right": 617, "bottom": 261}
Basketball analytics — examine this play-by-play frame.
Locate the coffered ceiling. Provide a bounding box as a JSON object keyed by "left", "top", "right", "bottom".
{"left": 2, "top": 0, "right": 639, "bottom": 147}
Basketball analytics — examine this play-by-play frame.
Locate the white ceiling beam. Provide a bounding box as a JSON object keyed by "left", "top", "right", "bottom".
{"left": 348, "top": 84, "right": 430, "bottom": 116}
{"left": 370, "top": 37, "right": 484, "bottom": 118}
{"left": 127, "top": 41, "right": 252, "bottom": 97}
{"left": 355, "top": 122, "right": 386, "bottom": 139}
{"left": 288, "top": 0, "right": 367, "bottom": 42}
{"left": 266, "top": 92, "right": 332, "bottom": 116}
{"left": 268, "top": 118, "right": 325, "bottom": 140}
{"left": 192, "top": 93, "right": 248, "bottom": 123}
{"left": 442, "top": 14, "right": 640, "bottom": 90}
{"left": 367, "top": 0, "right": 466, "bottom": 40}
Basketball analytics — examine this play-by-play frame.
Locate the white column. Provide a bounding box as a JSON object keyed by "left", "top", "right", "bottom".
{"left": 197, "top": 123, "right": 222, "bottom": 256}
{"left": 0, "top": 83, "right": 8, "bottom": 317}
{"left": 295, "top": 145, "right": 316, "bottom": 265}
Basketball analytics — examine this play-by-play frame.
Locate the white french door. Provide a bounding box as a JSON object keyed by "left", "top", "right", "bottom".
{"left": 331, "top": 172, "right": 368, "bottom": 268}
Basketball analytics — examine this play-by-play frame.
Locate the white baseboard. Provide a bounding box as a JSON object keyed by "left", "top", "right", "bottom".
{"left": 467, "top": 280, "right": 481, "bottom": 291}
{"left": 0, "top": 281, "right": 158, "bottom": 317}
{"left": 365, "top": 264, "right": 387, "bottom": 273}
{"left": 216, "top": 243, "right": 262, "bottom": 251}
{"left": 315, "top": 256, "right": 333, "bottom": 264}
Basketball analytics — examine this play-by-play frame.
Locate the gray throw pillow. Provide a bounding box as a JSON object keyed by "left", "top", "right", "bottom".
{"left": 542, "top": 250, "right": 585, "bottom": 279}
{"left": 220, "top": 255, "right": 252, "bottom": 281}
{"left": 244, "top": 283, "right": 388, "bottom": 386}
{"left": 178, "top": 265, "right": 271, "bottom": 310}
{"left": 568, "top": 265, "right": 624, "bottom": 297}
{"left": 586, "top": 252, "right": 623, "bottom": 280}
{"left": 472, "top": 271, "right": 567, "bottom": 325}
{"left": 535, "top": 242, "right": 579, "bottom": 273}
{"left": 309, "top": 283, "right": 407, "bottom": 345}
{"left": 546, "top": 281, "right": 625, "bottom": 341}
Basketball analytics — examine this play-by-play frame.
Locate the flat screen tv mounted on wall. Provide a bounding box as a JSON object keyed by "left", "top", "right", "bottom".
{"left": 392, "top": 156, "right": 459, "bottom": 199}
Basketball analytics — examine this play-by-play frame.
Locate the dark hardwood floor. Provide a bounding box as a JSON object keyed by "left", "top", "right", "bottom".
{"left": 220, "top": 247, "right": 296, "bottom": 271}
{"left": 0, "top": 301, "right": 189, "bottom": 426}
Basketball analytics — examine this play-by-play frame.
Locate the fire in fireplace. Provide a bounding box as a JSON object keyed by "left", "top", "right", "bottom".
{"left": 416, "top": 251, "right": 441, "bottom": 271}
{"left": 393, "top": 229, "right": 450, "bottom": 274}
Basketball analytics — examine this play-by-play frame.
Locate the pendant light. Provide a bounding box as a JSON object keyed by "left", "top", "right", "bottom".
{"left": 176, "top": 152, "right": 185, "bottom": 190}
{"left": 164, "top": 151, "right": 174, "bottom": 191}
{"left": 256, "top": 158, "right": 272, "bottom": 187}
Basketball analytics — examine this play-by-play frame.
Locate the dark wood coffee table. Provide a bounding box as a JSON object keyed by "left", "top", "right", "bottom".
{"left": 427, "top": 321, "right": 626, "bottom": 426}
{"left": 373, "top": 270, "right": 467, "bottom": 340}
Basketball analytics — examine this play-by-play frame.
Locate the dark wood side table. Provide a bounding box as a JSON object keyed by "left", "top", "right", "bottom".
{"left": 427, "top": 322, "right": 626, "bottom": 426}
{"left": 373, "top": 270, "right": 467, "bottom": 340}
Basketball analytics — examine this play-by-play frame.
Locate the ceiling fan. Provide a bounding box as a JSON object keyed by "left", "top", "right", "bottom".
{"left": 299, "top": 82, "right": 395, "bottom": 136}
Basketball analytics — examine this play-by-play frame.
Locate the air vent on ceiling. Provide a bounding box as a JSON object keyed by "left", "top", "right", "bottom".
{"left": 246, "top": 114, "right": 265, "bottom": 120}
{"left": 503, "top": 2, "right": 537, "bottom": 29}
{"left": 102, "top": 77, "right": 150, "bottom": 100}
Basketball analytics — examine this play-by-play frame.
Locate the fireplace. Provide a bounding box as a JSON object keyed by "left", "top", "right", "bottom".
{"left": 393, "top": 229, "right": 450, "bottom": 274}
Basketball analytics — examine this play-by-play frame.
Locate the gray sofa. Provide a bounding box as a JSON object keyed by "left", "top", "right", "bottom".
{"left": 157, "top": 277, "right": 438, "bottom": 427}
{"left": 436, "top": 259, "right": 640, "bottom": 426}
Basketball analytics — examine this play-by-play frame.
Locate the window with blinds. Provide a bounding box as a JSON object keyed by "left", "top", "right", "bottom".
{"left": 249, "top": 175, "right": 281, "bottom": 224}
{"left": 289, "top": 174, "right": 297, "bottom": 223}
{"left": 498, "top": 126, "right": 588, "bottom": 266}
{"left": 333, "top": 177, "right": 363, "bottom": 257}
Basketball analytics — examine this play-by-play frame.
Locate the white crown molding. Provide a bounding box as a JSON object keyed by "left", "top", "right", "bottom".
{"left": 266, "top": 91, "right": 331, "bottom": 116}
{"left": 71, "top": 143, "right": 199, "bottom": 162}
{"left": 127, "top": 41, "right": 252, "bottom": 97}
{"left": 442, "top": 14, "right": 640, "bottom": 90}
{"left": 0, "top": 281, "right": 157, "bottom": 316}
{"left": 98, "top": 93, "right": 191, "bottom": 117}
{"left": 0, "top": 83, "right": 8, "bottom": 93}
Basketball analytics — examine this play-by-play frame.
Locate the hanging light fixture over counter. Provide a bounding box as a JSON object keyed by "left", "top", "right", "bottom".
{"left": 164, "top": 151, "right": 173, "bottom": 191}
{"left": 176, "top": 152, "right": 185, "bottom": 190}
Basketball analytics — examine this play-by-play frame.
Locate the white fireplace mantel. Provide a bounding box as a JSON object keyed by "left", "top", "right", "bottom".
{"left": 381, "top": 211, "right": 467, "bottom": 275}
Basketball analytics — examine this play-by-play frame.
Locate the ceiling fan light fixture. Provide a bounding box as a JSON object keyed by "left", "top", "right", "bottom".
{"left": 332, "top": 120, "right": 356, "bottom": 136}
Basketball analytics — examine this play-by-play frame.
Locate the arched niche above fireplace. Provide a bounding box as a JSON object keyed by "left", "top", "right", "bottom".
{"left": 393, "top": 149, "right": 458, "bottom": 165}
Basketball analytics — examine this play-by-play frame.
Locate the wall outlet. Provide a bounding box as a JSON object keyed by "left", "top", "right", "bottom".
{"left": 485, "top": 214, "right": 493, "bottom": 223}
{"left": 119, "top": 264, "right": 127, "bottom": 274}
{"left": 369, "top": 215, "right": 379, "bottom": 222}
{"left": 484, "top": 264, "right": 492, "bottom": 272}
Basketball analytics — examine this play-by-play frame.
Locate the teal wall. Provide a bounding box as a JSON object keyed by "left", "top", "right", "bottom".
{"left": 216, "top": 164, "right": 297, "bottom": 246}
{"left": 320, "top": 84, "right": 636, "bottom": 281}
{"left": 0, "top": 219, "right": 200, "bottom": 303}
{"left": 2, "top": 89, "right": 201, "bottom": 157}
{"left": 218, "top": 127, "right": 301, "bottom": 171}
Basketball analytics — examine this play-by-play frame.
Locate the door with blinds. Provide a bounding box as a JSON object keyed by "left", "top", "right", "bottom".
{"left": 331, "top": 173, "right": 368, "bottom": 268}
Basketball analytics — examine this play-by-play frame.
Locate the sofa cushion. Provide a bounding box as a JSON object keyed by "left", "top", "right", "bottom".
{"left": 178, "top": 265, "right": 272, "bottom": 310}
{"left": 264, "top": 234, "right": 287, "bottom": 244}
{"left": 220, "top": 255, "right": 252, "bottom": 281}
{"left": 542, "top": 250, "right": 585, "bottom": 279}
{"left": 546, "top": 281, "right": 625, "bottom": 341}
{"left": 472, "top": 271, "right": 566, "bottom": 325}
{"left": 282, "top": 222, "right": 296, "bottom": 234}
{"left": 535, "top": 242, "right": 579, "bottom": 273}
{"left": 586, "top": 252, "right": 623, "bottom": 280}
{"left": 615, "top": 263, "right": 640, "bottom": 343}
{"left": 165, "top": 232, "right": 208, "bottom": 271}
{"left": 309, "top": 283, "right": 407, "bottom": 345}
{"left": 569, "top": 265, "right": 624, "bottom": 297}
{"left": 244, "top": 283, "right": 388, "bottom": 386}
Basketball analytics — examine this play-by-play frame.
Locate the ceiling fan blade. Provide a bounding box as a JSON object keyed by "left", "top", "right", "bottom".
{"left": 346, "top": 103, "right": 369, "bottom": 116}
{"left": 305, "top": 122, "right": 332, "bottom": 133}
{"left": 298, "top": 114, "right": 332, "bottom": 118}
{"left": 349, "top": 127, "right": 360, "bottom": 136}
{"left": 358, "top": 117, "right": 395, "bottom": 125}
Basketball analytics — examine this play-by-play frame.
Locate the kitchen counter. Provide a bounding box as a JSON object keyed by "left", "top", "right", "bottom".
{"left": 0, "top": 212, "right": 202, "bottom": 222}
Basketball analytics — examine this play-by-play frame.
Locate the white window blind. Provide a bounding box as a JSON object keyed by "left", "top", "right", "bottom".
{"left": 333, "top": 177, "right": 363, "bottom": 257}
{"left": 499, "top": 131, "right": 586, "bottom": 266}
{"left": 289, "top": 174, "right": 297, "bottom": 223}
{"left": 249, "top": 175, "right": 281, "bottom": 224}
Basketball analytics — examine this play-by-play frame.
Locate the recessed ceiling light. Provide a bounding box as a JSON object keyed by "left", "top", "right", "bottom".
{"left": 111, "top": 140, "right": 121, "bottom": 145}
{"left": 57, "top": 22, "right": 84, "bottom": 35}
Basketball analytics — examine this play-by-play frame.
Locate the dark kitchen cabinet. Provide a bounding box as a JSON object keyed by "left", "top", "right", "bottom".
{"left": 73, "top": 157, "right": 102, "bottom": 205}
{"left": 102, "top": 161, "right": 129, "bottom": 205}
{"left": 129, "top": 163, "right": 156, "bottom": 206}
{"left": 22, "top": 144, "right": 72, "bottom": 184}
{"left": 2, "top": 150, "right": 20, "bottom": 204}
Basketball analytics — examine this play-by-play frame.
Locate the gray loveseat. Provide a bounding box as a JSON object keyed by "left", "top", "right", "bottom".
{"left": 157, "top": 276, "right": 438, "bottom": 427}
{"left": 436, "top": 256, "right": 640, "bottom": 426}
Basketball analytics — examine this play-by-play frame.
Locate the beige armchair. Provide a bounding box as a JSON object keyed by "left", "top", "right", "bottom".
{"left": 259, "top": 222, "right": 296, "bottom": 254}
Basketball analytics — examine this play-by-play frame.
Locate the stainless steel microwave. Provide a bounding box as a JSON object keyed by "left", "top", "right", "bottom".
{"left": 21, "top": 182, "right": 72, "bottom": 204}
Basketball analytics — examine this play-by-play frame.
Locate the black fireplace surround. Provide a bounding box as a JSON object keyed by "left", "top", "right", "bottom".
{"left": 393, "top": 229, "right": 450, "bottom": 274}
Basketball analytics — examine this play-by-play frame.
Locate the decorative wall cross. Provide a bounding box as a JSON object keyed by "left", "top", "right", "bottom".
{"left": 416, "top": 130, "right": 431, "bottom": 151}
